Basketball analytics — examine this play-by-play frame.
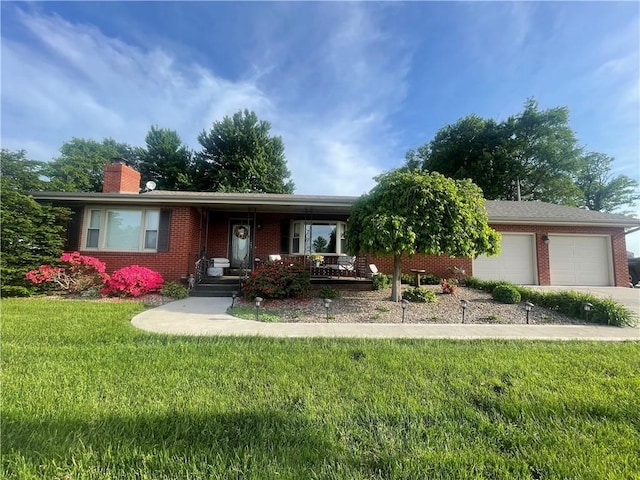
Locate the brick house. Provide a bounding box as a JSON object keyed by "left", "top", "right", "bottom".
{"left": 33, "top": 161, "right": 640, "bottom": 287}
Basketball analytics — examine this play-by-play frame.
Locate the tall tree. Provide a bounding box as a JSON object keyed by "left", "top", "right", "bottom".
{"left": 0, "top": 150, "right": 70, "bottom": 295}
{"left": 44, "top": 138, "right": 139, "bottom": 192}
{"left": 346, "top": 170, "right": 501, "bottom": 302}
{"left": 137, "top": 126, "right": 194, "bottom": 191}
{"left": 0, "top": 149, "right": 46, "bottom": 191}
{"left": 412, "top": 99, "right": 582, "bottom": 203}
{"left": 195, "top": 110, "right": 294, "bottom": 193}
{"left": 574, "top": 152, "right": 640, "bottom": 213}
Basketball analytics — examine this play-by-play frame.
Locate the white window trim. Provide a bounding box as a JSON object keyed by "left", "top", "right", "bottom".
{"left": 289, "top": 220, "right": 347, "bottom": 256}
{"left": 82, "top": 207, "right": 161, "bottom": 252}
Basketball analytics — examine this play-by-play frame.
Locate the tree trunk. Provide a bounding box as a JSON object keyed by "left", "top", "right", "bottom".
{"left": 391, "top": 254, "right": 402, "bottom": 302}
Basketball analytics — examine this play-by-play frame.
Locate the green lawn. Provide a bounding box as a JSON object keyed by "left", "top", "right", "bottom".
{"left": 2, "top": 298, "right": 639, "bottom": 479}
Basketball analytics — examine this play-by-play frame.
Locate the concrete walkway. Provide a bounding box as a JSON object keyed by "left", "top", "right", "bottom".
{"left": 132, "top": 296, "right": 640, "bottom": 341}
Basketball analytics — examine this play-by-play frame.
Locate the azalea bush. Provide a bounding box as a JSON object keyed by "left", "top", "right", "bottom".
{"left": 25, "top": 252, "right": 109, "bottom": 293}
{"left": 102, "top": 265, "right": 164, "bottom": 297}
{"left": 242, "top": 262, "right": 310, "bottom": 300}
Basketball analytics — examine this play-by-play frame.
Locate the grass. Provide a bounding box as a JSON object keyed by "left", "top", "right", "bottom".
{"left": 2, "top": 298, "right": 640, "bottom": 479}
{"left": 228, "top": 304, "right": 283, "bottom": 322}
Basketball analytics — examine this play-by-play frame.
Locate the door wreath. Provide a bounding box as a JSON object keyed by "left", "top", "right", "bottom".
{"left": 234, "top": 225, "right": 249, "bottom": 239}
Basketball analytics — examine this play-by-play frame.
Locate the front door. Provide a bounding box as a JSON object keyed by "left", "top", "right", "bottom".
{"left": 230, "top": 223, "right": 251, "bottom": 269}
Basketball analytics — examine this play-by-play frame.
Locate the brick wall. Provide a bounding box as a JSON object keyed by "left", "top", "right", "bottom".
{"left": 103, "top": 163, "right": 141, "bottom": 193}
{"left": 78, "top": 207, "right": 200, "bottom": 282}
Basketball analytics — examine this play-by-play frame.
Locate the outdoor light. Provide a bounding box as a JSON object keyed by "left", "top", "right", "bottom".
{"left": 231, "top": 290, "right": 238, "bottom": 308}
{"left": 541, "top": 234, "right": 550, "bottom": 245}
{"left": 583, "top": 302, "right": 593, "bottom": 322}
{"left": 401, "top": 299, "right": 410, "bottom": 323}
{"left": 323, "top": 298, "right": 332, "bottom": 322}
{"left": 460, "top": 299, "right": 468, "bottom": 324}
{"left": 524, "top": 301, "right": 534, "bottom": 324}
{"left": 254, "top": 296, "right": 263, "bottom": 321}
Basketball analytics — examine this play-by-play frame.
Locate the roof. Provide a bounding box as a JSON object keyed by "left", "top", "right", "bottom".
{"left": 31, "top": 191, "right": 640, "bottom": 228}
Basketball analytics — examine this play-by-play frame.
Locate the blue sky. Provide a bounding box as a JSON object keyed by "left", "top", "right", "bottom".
{"left": 2, "top": 2, "right": 639, "bottom": 251}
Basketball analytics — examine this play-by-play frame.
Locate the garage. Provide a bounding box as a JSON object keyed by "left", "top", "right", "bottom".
{"left": 548, "top": 235, "right": 612, "bottom": 286}
{"left": 472, "top": 234, "right": 537, "bottom": 284}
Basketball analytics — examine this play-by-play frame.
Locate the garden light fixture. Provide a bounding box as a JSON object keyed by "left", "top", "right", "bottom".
{"left": 401, "top": 299, "right": 410, "bottom": 323}
{"left": 322, "top": 298, "right": 332, "bottom": 322}
{"left": 460, "top": 299, "right": 468, "bottom": 324}
{"left": 255, "top": 296, "right": 263, "bottom": 321}
{"left": 231, "top": 291, "right": 238, "bottom": 308}
{"left": 583, "top": 302, "right": 593, "bottom": 322}
{"left": 524, "top": 302, "right": 534, "bottom": 324}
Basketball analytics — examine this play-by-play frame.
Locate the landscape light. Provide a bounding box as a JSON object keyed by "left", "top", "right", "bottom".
{"left": 583, "top": 302, "right": 593, "bottom": 322}
{"left": 401, "top": 299, "right": 410, "bottom": 323}
{"left": 323, "top": 298, "right": 332, "bottom": 322}
{"left": 460, "top": 299, "right": 468, "bottom": 324}
{"left": 231, "top": 291, "right": 238, "bottom": 308}
{"left": 254, "top": 296, "right": 263, "bottom": 321}
{"left": 524, "top": 302, "right": 534, "bottom": 324}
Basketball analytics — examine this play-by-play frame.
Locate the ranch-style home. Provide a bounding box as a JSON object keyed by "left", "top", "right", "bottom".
{"left": 33, "top": 161, "right": 640, "bottom": 291}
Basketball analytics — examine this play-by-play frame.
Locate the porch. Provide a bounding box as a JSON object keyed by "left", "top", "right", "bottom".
{"left": 190, "top": 274, "right": 373, "bottom": 297}
{"left": 190, "top": 255, "right": 373, "bottom": 297}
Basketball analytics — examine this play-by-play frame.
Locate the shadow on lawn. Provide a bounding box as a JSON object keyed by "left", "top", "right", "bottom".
{"left": 4, "top": 408, "right": 338, "bottom": 476}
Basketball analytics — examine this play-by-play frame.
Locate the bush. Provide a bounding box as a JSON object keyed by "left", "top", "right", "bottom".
{"left": 317, "top": 285, "right": 340, "bottom": 299}
{"left": 401, "top": 274, "right": 414, "bottom": 285}
{"left": 402, "top": 287, "right": 438, "bottom": 303}
{"left": 466, "top": 277, "right": 636, "bottom": 327}
{"left": 1, "top": 285, "right": 32, "bottom": 297}
{"left": 25, "top": 252, "right": 109, "bottom": 294}
{"left": 242, "top": 262, "right": 311, "bottom": 300}
{"left": 422, "top": 273, "right": 440, "bottom": 285}
{"left": 371, "top": 274, "right": 392, "bottom": 291}
{"left": 492, "top": 284, "right": 522, "bottom": 304}
{"left": 161, "top": 281, "right": 189, "bottom": 299}
{"left": 102, "top": 265, "right": 164, "bottom": 297}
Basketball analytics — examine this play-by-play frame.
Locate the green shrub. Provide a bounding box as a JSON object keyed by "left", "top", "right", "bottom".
{"left": 243, "top": 262, "right": 311, "bottom": 300}
{"left": 401, "top": 274, "right": 414, "bottom": 285}
{"left": 0, "top": 285, "right": 32, "bottom": 297}
{"left": 317, "top": 285, "right": 340, "bottom": 299}
{"left": 371, "top": 274, "right": 392, "bottom": 291}
{"left": 402, "top": 287, "right": 438, "bottom": 303}
{"left": 492, "top": 284, "right": 521, "bottom": 304}
{"left": 466, "top": 277, "right": 636, "bottom": 327}
{"left": 422, "top": 273, "right": 440, "bottom": 285}
{"left": 161, "top": 281, "right": 189, "bottom": 299}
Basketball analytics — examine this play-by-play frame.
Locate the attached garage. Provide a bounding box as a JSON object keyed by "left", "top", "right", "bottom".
{"left": 472, "top": 233, "right": 537, "bottom": 284}
{"left": 548, "top": 235, "right": 612, "bottom": 286}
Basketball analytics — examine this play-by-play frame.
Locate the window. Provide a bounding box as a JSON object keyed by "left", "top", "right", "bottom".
{"left": 83, "top": 208, "right": 162, "bottom": 251}
{"left": 289, "top": 221, "right": 348, "bottom": 255}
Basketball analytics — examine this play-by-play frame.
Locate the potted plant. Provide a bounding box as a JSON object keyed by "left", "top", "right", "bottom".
{"left": 309, "top": 253, "right": 324, "bottom": 267}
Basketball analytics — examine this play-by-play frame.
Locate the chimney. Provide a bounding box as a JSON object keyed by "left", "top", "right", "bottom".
{"left": 103, "top": 159, "right": 141, "bottom": 193}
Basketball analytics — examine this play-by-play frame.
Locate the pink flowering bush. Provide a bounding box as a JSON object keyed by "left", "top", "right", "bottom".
{"left": 25, "top": 252, "right": 109, "bottom": 293}
{"left": 102, "top": 265, "right": 164, "bottom": 297}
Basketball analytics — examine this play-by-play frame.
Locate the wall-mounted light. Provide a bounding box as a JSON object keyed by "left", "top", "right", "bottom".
{"left": 541, "top": 234, "right": 550, "bottom": 245}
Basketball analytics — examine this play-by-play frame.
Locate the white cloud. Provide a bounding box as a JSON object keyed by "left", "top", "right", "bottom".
{"left": 1, "top": 5, "right": 410, "bottom": 196}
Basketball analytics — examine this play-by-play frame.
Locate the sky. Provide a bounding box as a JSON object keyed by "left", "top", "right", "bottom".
{"left": 2, "top": 1, "right": 639, "bottom": 252}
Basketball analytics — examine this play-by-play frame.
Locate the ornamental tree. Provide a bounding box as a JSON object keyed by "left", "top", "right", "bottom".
{"left": 346, "top": 170, "right": 501, "bottom": 301}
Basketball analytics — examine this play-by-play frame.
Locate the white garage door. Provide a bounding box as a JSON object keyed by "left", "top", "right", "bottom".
{"left": 549, "top": 235, "right": 611, "bottom": 286}
{"left": 473, "top": 234, "right": 536, "bottom": 284}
